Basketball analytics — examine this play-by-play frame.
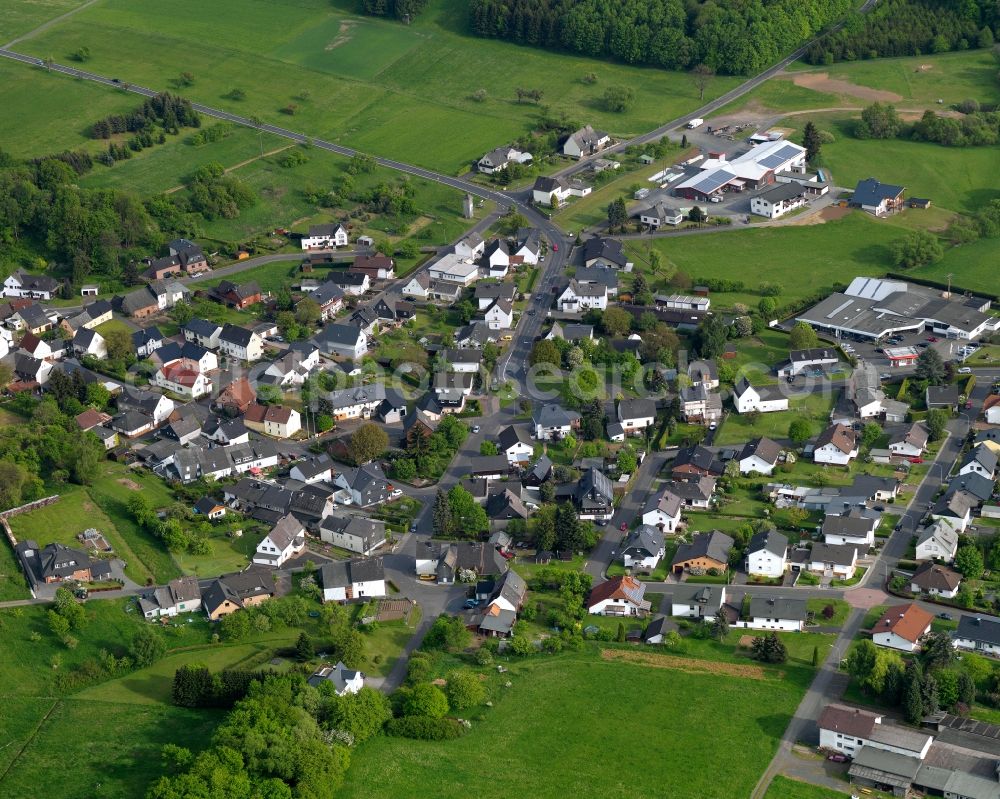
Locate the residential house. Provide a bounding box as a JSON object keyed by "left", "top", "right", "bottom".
{"left": 617, "top": 399, "right": 656, "bottom": 435}
{"left": 335, "top": 463, "right": 391, "bottom": 507}
{"left": 680, "top": 383, "right": 723, "bottom": 425}
{"left": 671, "top": 445, "right": 724, "bottom": 480}
{"left": 814, "top": 424, "right": 859, "bottom": 466}
{"left": 310, "top": 282, "right": 345, "bottom": 320}
{"left": 307, "top": 662, "right": 364, "bottom": 696}
{"left": 959, "top": 444, "right": 997, "bottom": 480}
{"left": 138, "top": 576, "right": 202, "bottom": 619}
{"left": 467, "top": 455, "right": 511, "bottom": 480}
{"left": 910, "top": 562, "right": 962, "bottom": 599}
{"left": 744, "top": 597, "right": 807, "bottom": 631}
{"left": 822, "top": 508, "right": 878, "bottom": 548}
{"left": 733, "top": 377, "right": 789, "bottom": 414}
{"left": 746, "top": 530, "right": 788, "bottom": 578}
{"left": 202, "top": 567, "right": 274, "bottom": 620}
{"left": 289, "top": 454, "right": 334, "bottom": 485}
{"left": 671, "top": 585, "right": 726, "bottom": 619}
{"left": 485, "top": 489, "right": 528, "bottom": 530}
{"left": 118, "top": 387, "right": 174, "bottom": 425}
{"left": 473, "top": 570, "right": 527, "bottom": 636}
{"left": 558, "top": 279, "right": 607, "bottom": 312}
{"left": 351, "top": 254, "right": 395, "bottom": 280}
{"left": 259, "top": 347, "right": 320, "bottom": 389}
{"left": 427, "top": 252, "right": 480, "bottom": 286}
{"left": 321, "top": 558, "right": 386, "bottom": 602}
{"left": 11, "top": 303, "right": 54, "bottom": 335}
{"left": 930, "top": 490, "right": 976, "bottom": 533}
{"left": 132, "top": 327, "right": 163, "bottom": 359}
{"left": 621, "top": 525, "right": 665, "bottom": 571}
{"left": 218, "top": 324, "right": 263, "bottom": 362}
{"left": 167, "top": 239, "right": 209, "bottom": 274}
{"left": 671, "top": 531, "right": 733, "bottom": 576}
{"left": 401, "top": 273, "right": 430, "bottom": 299}
{"left": 926, "top": 385, "right": 960, "bottom": 412}
{"left": 215, "top": 376, "right": 256, "bottom": 416}
{"left": 574, "top": 467, "right": 614, "bottom": 521}
{"left": 477, "top": 145, "right": 531, "bottom": 174}
{"left": 512, "top": 228, "right": 540, "bottom": 265}
{"left": 872, "top": 603, "right": 933, "bottom": 652}
{"left": 587, "top": 575, "right": 651, "bottom": 616}
{"left": 453, "top": 232, "right": 485, "bottom": 260}
{"left": 532, "top": 404, "right": 581, "bottom": 441}
{"left": 563, "top": 125, "right": 611, "bottom": 159}
{"left": 483, "top": 298, "right": 514, "bottom": 330}
{"left": 212, "top": 280, "right": 261, "bottom": 310}
{"left": 985, "top": 396, "right": 1000, "bottom": 426}
{"left": 430, "top": 542, "right": 508, "bottom": 584}
{"left": 110, "top": 410, "right": 156, "bottom": 438}
{"left": 497, "top": 425, "right": 534, "bottom": 466}
{"left": 15, "top": 541, "right": 112, "bottom": 589}
{"left": 818, "top": 704, "right": 932, "bottom": 759}
{"left": 3, "top": 269, "right": 60, "bottom": 300}
{"left": 889, "top": 423, "right": 928, "bottom": 459}
{"left": 481, "top": 239, "right": 510, "bottom": 279}
{"left": 583, "top": 237, "right": 631, "bottom": 270}
{"left": 115, "top": 287, "right": 159, "bottom": 318}
{"left": 915, "top": 522, "right": 959, "bottom": 563}
{"left": 638, "top": 203, "right": 684, "bottom": 229}
{"left": 776, "top": 348, "right": 840, "bottom": 378}
{"left": 193, "top": 496, "right": 227, "bottom": 520}
{"left": 749, "top": 183, "right": 807, "bottom": 219}
{"left": 808, "top": 542, "right": 857, "bottom": 579}
{"left": 183, "top": 318, "right": 223, "bottom": 349}
{"left": 243, "top": 404, "right": 301, "bottom": 438}
{"left": 953, "top": 615, "right": 1000, "bottom": 657}
{"left": 301, "top": 223, "right": 349, "bottom": 250}
{"left": 18, "top": 332, "right": 53, "bottom": 361}
{"left": 252, "top": 514, "right": 305, "bottom": 567}
{"left": 326, "top": 271, "right": 370, "bottom": 296}
{"left": 640, "top": 490, "right": 682, "bottom": 534}
{"left": 376, "top": 388, "right": 407, "bottom": 424}
{"left": 60, "top": 300, "right": 113, "bottom": 335}
{"left": 850, "top": 177, "right": 904, "bottom": 216}
{"left": 454, "top": 321, "right": 496, "bottom": 349}
{"left": 314, "top": 323, "right": 368, "bottom": 359}
{"left": 154, "top": 359, "right": 212, "bottom": 399}
{"left": 665, "top": 477, "right": 715, "bottom": 510}
{"left": 738, "top": 437, "right": 782, "bottom": 476}
{"left": 438, "top": 348, "right": 483, "bottom": 374}
{"left": 202, "top": 415, "right": 249, "bottom": 445}
{"left": 319, "top": 516, "right": 387, "bottom": 556}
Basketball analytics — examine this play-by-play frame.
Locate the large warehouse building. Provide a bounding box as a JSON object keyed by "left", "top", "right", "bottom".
{"left": 674, "top": 140, "right": 807, "bottom": 201}
{"left": 797, "top": 277, "right": 996, "bottom": 342}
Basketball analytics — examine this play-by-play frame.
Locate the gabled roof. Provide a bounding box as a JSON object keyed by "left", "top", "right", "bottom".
{"left": 738, "top": 437, "right": 782, "bottom": 466}
{"left": 622, "top": 525, "right": 663, "bottom": 558}
{"left": 575, "top": 467, "right": 613, "bottom": 505}
{"left": 747, "top": 529, "right": 788, "bottom": 558}
{"left": 809, "top": 541, "right": 857, "bottom": 566}
{"left": 853, "top": 177, "right": 904, "bottom": 205}
{"left": 220, "top": 323, "right": 256, "bottom": 347}
{"left": 588, "top": 575, "right": 647, "bottom": 608}
{"left": 672, "top": 444, "right": 722, "bottom": 475}
{"left": 915, "top": 522, "right": 958, "bottom": 555}
{"left": 264, "top": 514, "right": 304, "bottom": 551}
{"left": 890, "top": 422, "right": 928, "bottom": 450}
{"left": 955, "top": 615, "right": 1000, "bottom": 647}
{"left": 962, "top": 444, "right": 998, "bottom": 474}
{"left": 321, "top": 557, "right": 385, "bottom": 589}
{"left": 818, "top": 704, "right": 879, "bottom": 738}
{"left": 532, "top": 403, "right": 581, "bottom": 428}
{"left": 497, "top": 425, "right": 532, "bottom": 451}
{"left": 618, "top": 398, "right": 656, "bottom": 422}
{"left": 748, "top": 596, "right": 807, "bottom": 622}
{"left": 184, "top": 318, "right": 223, "bottom": 338}
{"left": 314, "top": 322, "right": 364, "bottom": 347}
{"left": 582, "top": 236, "right": 627, "bottom": 266}
{"left": 816, "top": 423, "right": 857, "bottom": 455}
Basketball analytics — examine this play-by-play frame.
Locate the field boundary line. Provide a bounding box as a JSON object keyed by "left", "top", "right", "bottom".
{"left": 0, "top": 698, "right": 60, "bottom": 784}
{"left": 162, "top": 143, "right": 296, "bottom": 194}
{"left": 3, "top": 0, "right": 101, "bottom": 49}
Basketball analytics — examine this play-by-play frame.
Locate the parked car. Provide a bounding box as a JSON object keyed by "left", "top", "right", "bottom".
{"left": 471, "top": 425, "right": 481, "bottom": 433}
{"left": 959, "top": 367, "right": 972, "bottom": 374}
{"left": 827, "top": 753, "right": 848, "bottom": 763}
{"left": 390, "top": 488, "right": 403, "bottom": 498}
{"left": 419, "top": 574, "right": 436, "bottom": 581}
{"left": 409, "top": 522, "right": 418, "bottom": 533}
{"left": 463, "top": 598, "right": 480, "bottom": 609}
{"left": 619, "top": 522, "right": 628, "bottom": 532}
{"left": 938, "top": 612, "right": 952, "bottom": 620}
{"left": 927, "top": 336, "right": 939, "bottom": 342}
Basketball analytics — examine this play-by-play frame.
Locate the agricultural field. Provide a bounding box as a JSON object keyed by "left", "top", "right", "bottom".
{"left": 0, "top": 698, "right": 222, "bottom": 799}
{"left": 339, "top": 640, "right": 825, "bottom": 799}
{"left": 762, "top": 776, "right": 850, "bottom": 799}
{"left": 8, "top": 0, "right": 739, "bottom": 173}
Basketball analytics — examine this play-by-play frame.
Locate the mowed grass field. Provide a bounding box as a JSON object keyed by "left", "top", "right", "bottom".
{"left": 0, "top": 698, "right": 222, "bottom": 799}
{"left": 763, "top": 776, "right": 851, "bottom": 799}
{"left": 0, "top": 0, "right": 87, "bottom": 43}
{"left": 9, "top": 0, "right": 740, "bottom": 172}
{"left": 339, "top": 647, "right": 816, "bottom": 799}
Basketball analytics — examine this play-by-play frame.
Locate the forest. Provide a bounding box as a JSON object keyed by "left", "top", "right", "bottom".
{"left": 465, "top": 0, "right": 854, "bottom": 74}
{"left": 804, "top": 0, "right": 997, "bottom": 65}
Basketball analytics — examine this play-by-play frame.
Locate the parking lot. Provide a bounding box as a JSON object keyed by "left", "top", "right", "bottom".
{"left": 836, "top": 328, "right": 977, "bottom": 372}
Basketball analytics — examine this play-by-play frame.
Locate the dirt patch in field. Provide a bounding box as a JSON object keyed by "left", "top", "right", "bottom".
{"left": 787, "top": 72, "right": 903, "bottom": 103}
{"left": 117, "top": 478, "right": 141, "bottom": 491}
{"left": 326, "top": 20, "right": 358, "bottom": 50}
{"left": 787, "top": 205, "right": 853, "bottom": 226}
{"left": 82, "top": 500, "right": 96, "bottom": 512}
{"left": 600, "top": 648, "right": 773, "bottom": 680}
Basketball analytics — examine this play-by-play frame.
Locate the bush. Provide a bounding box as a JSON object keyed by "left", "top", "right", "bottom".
{"left": 385, "top": 715, "right": 465, "bottom": 740}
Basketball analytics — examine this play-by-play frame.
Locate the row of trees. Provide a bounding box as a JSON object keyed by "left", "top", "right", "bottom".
{"left": 858, "top": 102, "right": 1000, "bottom": 148}
{"left": 361, "top": 0, "right": 428, "bottom": 20}
{"left": 468, "top": 0, "right": 854, "bottom": 74}
{"left": 804, "top": 0, "right": 996, "bottom": 66}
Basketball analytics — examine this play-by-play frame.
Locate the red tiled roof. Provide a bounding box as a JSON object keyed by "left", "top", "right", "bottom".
{"left": 874, "top": 603, "right": 934, "bottom": 644}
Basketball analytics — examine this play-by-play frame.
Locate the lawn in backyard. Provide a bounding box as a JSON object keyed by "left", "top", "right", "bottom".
{"left": 626, "top": 213, "right": 906, "bottom": 312}
{"left": 0, "top": 698, "right": 222, "bottom": 799}
{"left": 712, "top": 390, "right": 837, "bottom": 446}
{"left": 0, "top": 535, "right": 31, "bottom": 601}
{"left": 339, "top": 642, "right": 822, "bottom": 799}
{"left": 12, "top": 0, "right": 740, "bottom": 173}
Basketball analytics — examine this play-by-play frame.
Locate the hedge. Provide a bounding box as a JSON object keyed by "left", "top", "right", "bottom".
{"left": 896, "top": 378, "right": 910, "bottom": 402}
{"left": 385, "top": 715, "right": 466, "bottom": 740}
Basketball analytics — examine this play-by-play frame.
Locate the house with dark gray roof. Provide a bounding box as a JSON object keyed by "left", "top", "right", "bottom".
{"left": 670, "top": 584, "right": 726, "bottom": 618}
{"left": 252, "top": 514, "right": 305, "bottom": 567}
{"left": 744, "top": 596, "right": 807, "bottom": 631}
{"left": 621, "top": 525, "right": 664, "bottom": 570}
{"left": 15, "top": 540, "right": 112, "bottom": 589}
{"left": 321, "top": 558, "right": 386, "bottom": 602}
{"left": 307, "top": 662, "right": 364, "bottom": 695}
{"left": 574, "top": 467, "right": 614, "bottom": 520}
{"left": 532, "top": 403, "right": 581, "bottom": 441}
{"left": 953, "top": 615, "right": 1000, "bottom": 656}
{"left": 671, "top": 531, "right": 734, "bottom": 575}
{"left": 319, "top": 515, "right": 387, "bottom": 556}
{"left": 617, "top": 398, "right": 656, "bottom": 434}
{"left": 737, "top": 437, "right": 782, "bottom": 476}
{"left": 745, "top": 530, "right": 788, "bottom": 578}
{"left": 808, "top": 542, "right": 858, "bottom": 578}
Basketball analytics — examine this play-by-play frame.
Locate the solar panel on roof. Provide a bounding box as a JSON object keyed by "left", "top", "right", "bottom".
{"left": 691, "top": 169, "right": 736, "bottom": 194}
{"left": 757, "top": 144, "right": 801, "bottom": 170}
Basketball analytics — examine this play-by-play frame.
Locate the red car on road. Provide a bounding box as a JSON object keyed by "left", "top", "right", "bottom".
{"left": 926, "top": 336, "right": 938, "bottom": 342}
{"left": 619, "top": 522, "right": 628, "bottom": 532}
{"left": 551, "top": 243, "right": 558, "bottom": 252}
